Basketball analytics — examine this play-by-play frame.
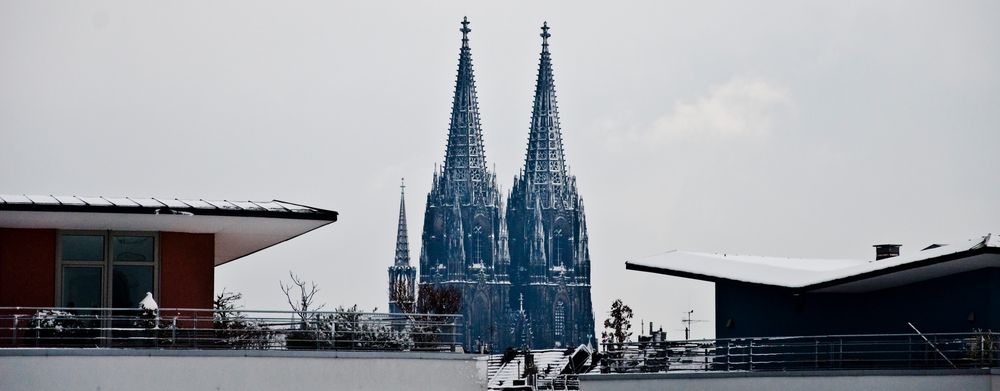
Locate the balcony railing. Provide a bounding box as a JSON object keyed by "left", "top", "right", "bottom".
{"left": 0, "top": 307, "right": 463, "bottom": 352}
{"left": 600, "top": 332, "right": 1000, "bottom": 373}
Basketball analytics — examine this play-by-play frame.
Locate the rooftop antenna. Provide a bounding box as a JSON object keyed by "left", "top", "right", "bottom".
{"left": 681, "top": 310, "right": 708, "bottom": 340}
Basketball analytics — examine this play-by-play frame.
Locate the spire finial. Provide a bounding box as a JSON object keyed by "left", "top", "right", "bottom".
{"left": 400, "top": 177, "right": 406, "bottom": 194}
{"left": 460, "top": 17, "right": 471, "bottom": 47}
{"left": 540, "top": 21, "right": 551, "bottom": 52}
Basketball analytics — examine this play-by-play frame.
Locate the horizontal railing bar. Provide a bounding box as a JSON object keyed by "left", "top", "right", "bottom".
{"left": 1, "top": 306, "right": 466, "bottom": 353}
{"left": 0, "top": 307, "right": 463, "bottom": 318}
{"left": 599, "top": 331, "right": 999, "bottom": 374}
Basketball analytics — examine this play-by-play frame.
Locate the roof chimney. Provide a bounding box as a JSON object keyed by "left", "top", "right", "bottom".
{"left": 874, "top": 244, "right": 901, "bottom": 260}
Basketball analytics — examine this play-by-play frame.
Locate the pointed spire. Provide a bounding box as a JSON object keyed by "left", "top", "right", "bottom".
{"left": 394, "top": 178, "right": 410, "bottom": 266}
{"left": 522, "top": 21, "right": 567, "bottom": 191}
{"left": 443, "top": 16, "right": 490, "bottom": 203}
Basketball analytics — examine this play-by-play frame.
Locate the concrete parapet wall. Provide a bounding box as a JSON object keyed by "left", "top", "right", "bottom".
{"left": 580, "top": 369, "right": 1000, "bottom": 391}
{"left": 0, "top": 349, "right": 488, "bottom": 391}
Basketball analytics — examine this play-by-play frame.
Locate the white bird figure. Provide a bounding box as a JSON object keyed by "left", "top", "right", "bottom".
{"left": 139, "top": 292, "right": 158, "bottom": 311}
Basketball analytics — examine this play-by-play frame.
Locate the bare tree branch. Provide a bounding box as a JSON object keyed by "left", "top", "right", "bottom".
{"left": 280, "top": 271, "right": 326, "bottom": 326}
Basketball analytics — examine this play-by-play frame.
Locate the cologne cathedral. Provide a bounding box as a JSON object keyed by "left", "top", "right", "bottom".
{"left": 389, "top": 18, "right": 593, "bottom": 352}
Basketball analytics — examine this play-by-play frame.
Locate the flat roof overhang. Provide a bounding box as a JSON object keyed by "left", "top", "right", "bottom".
{"left": 627, "top": 249, "right": 1000, "bottom": 293}
{"left": 0, "top": 196, "right": 338, "bottom": 266}
{"left": 626, "top": 234, "right": 1000, "bottom": 293}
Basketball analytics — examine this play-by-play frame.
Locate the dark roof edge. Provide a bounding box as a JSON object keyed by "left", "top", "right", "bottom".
{"left": 801, "top": 246, "right": 1000, "bottom": 292}
{"left": 627, "top": 246, "right": 1000, "bottom": 292}
{"left": 624, "top": 261, "right": 790, "bottom": 289}
{"left": 0, "top": 203, "right": 338, "bottom": 222}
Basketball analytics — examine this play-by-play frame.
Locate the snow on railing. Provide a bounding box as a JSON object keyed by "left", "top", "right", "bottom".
{"left": 599, "top": 332, "right": 1000, "bottom": 373}
{"left": 0, "top": 307, "right": 464, "bottom": 352}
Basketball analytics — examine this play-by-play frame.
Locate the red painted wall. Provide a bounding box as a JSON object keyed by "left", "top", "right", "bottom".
{"left": 159, "top": 232, "right": 214, "bottom": 310}
{"left": 0, "top": 228, "right": 56, "bottom": 307}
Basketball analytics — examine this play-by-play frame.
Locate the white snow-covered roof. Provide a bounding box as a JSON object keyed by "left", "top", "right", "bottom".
{"left": 627, "top": 233, "right": 1000, "bottom": 293}
{"left": 0, "top": 194, "right": 338, "bottom": 266}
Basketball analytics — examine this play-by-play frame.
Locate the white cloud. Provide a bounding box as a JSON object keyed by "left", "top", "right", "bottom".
{"left": 649, "top": 78, "right": 791, "bottom": 142}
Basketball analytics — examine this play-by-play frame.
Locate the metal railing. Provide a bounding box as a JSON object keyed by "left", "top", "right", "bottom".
{"left": 600, "top": 332, "right": 1000, "bottom": 373}
{"left": 0, "top": 307, "right": 464, "bottom": 352}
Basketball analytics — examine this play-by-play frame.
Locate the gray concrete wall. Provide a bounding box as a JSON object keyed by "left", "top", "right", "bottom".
{"left": 581, "top": 369, "right": 1000, "bottom": 391}
{"left": 0, "top": 349, "right": 488, "bottom": 391}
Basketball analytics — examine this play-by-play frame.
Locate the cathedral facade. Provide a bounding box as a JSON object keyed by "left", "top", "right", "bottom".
{"left": 389, "top": 18, "right": 593, "bottom": 351}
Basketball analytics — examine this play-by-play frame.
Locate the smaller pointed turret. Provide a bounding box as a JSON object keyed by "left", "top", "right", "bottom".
{"left": 389, "top": 179, "right": 417, "bottom": 314}
{"left": 394, "top": 178, "right": 411, "bottom": 266}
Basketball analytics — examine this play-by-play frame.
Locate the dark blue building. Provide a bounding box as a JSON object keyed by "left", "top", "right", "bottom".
{"left": 627, "top": 234, "right": 1000, "bottom": 339}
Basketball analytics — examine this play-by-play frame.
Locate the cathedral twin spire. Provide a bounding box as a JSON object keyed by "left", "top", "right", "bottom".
{"left": 441, "top": 16, "right": 491, "bottom": 205}
{"left": 524, "top": 21, "right": 569, "bottom": 191}
{"left": 440, "top": 18, "right": 570, "bottom": 202}
{"left": 400, "top": 18, "right": 594, "bottom": 349}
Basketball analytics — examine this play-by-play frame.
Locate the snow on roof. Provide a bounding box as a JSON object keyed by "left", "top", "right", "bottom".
{"left": 627, "top": 233, "right": 1000, "bottom": 292}
{"left": 0, "top": 194, "right": 338, "bottom": 266}
{"left": 0, "top": 194, "right": 336, "bottom": 220}
{"left": 487, "top": 346, "right": 593, "bottom": 389}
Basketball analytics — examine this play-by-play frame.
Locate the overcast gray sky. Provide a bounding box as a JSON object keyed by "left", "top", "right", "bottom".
{"left": 2, "top": 1, "right": 998, "bottom": 339}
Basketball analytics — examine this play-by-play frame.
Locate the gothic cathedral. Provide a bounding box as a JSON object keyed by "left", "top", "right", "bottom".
{"left": 389, "top": 18, "right": 594, "bottom": 352}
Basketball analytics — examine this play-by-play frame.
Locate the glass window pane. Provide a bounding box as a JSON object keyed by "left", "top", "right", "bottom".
{"left": 63, "top": 267, "right": 103, "bottom": 311}
{"left": 112, "top": 265, "right": 154, "bottom": 308}
{"left": 62, "top": 235, "right": 105, "bottom": 261}
{"left": 113, "top": 236, "right": 154, "bottom": 262}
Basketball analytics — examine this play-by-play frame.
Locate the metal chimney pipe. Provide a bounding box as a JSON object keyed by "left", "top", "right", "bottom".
{"left": 874, "top": 244, "right": 901, "bottom": 260}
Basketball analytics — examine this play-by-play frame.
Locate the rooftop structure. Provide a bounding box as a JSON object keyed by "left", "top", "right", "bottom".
{"left": 0, "top": 194, "right": 337, "bottom": 265}
{"left": 627, "top": 233, "right": 1000, "bottom": 339}
{"left": 0, "top": 193, "right": 337, "bottom": 313}
{"left": 627, "top": 233, "right": 1000, "bottom": 292}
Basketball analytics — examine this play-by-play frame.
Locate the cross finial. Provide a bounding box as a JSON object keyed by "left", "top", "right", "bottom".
{"left": 540, "top": 21, "right": 551, "bottom": 50}
{"left": 460, "top": 17, "right": 471, "bottom": 46}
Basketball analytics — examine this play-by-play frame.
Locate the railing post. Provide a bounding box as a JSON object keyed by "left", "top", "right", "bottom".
{"left": 814, "top": 339, "right": 819, "bottom": 369}
{"left": 838, "top": 338, "right": 843, "bottom": 369}
{"left": 450, "top": 318, "right": 457, "bottom": 352}
{"left": 11, "top": 315, "right": 19, "bottom": 347}
{"left": 194, "top": 315, "right": 199, "bottom": 349}
{"left": 748, "top": 340, "right": 754, "bottom": 371}
{"left": 725, "top": 340, "right": 731, "bottom": 371}
{"left": 990, "top": 333, "right": 1000, "bottom": 368}
{"left": 171, "top": 316, "right": 177, "bottom": 347}
{"left": 907, "top": 336, "right": 912, "bottom": 368}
